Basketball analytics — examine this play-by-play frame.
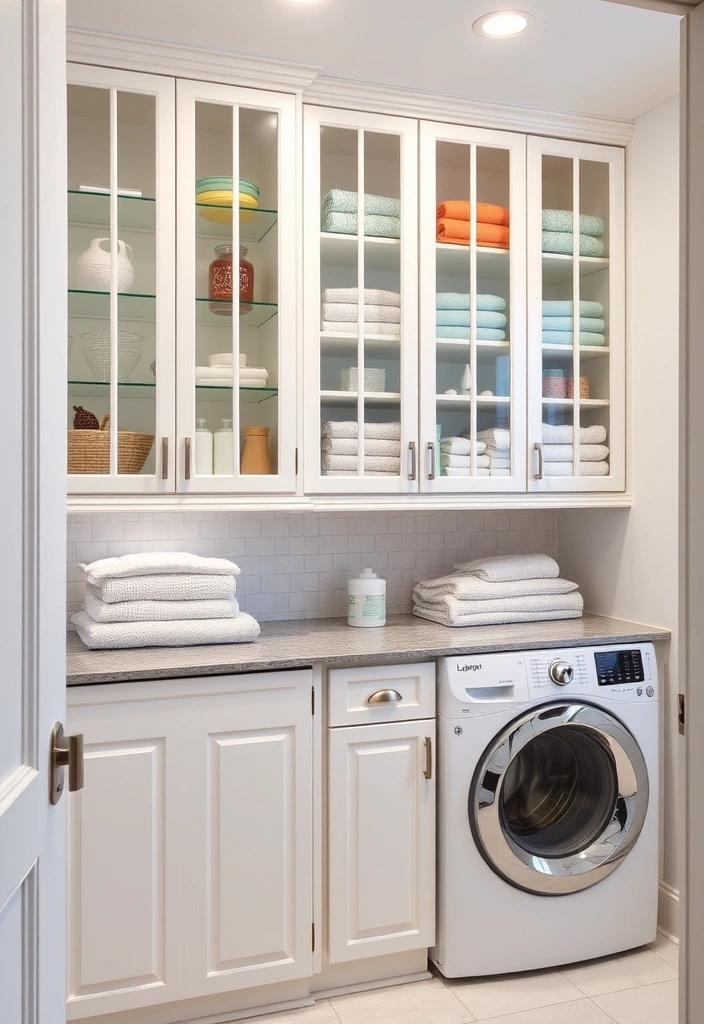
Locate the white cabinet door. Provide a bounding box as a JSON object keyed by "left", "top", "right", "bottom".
{"left": 328, "top": 720, "right": 435, "bottom": 963}
{"left": 527, "top": 136, "right": 625, "bottom": 492}
{"left": 419, "top": 120, "right": 527, "bottom": 493}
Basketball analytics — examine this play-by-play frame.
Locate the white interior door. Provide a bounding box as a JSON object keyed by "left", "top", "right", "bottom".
{"left": 0, "top": 0, "right": 68, "bottom": 1021}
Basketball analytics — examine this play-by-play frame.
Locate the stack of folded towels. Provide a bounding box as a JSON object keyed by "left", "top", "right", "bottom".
{"left": 458, "top": 427, "right": 511, "bottom": 476}
{"left": 542, "top": 423, "right": 609, "bottom": 476}
{"left": 543, "top": 300, "right": 606, "bottom": 348}
{"left": 321, "top": 420, "right": 400, "bottom": 476}
{"left": 320, "top": 287, "right": 400, "bottom": 336}
{"left": 195, "top": 364, "right": 269, "bottom": 388}
{"left": 413, "top": 553, "right": 583, "bottom": 627}
{"left": 436, "top": 293, "right": 507, "bottom": 341}
{"left": 71, "top": 552, "right": 261, "bottom": 650}
{"left": 542, "top": 209, "right": 605, "bottom": 257}
{"left": 321, "top": 189, "right": 400, "bottom": 239}
{"left": 439, "top": 436, "right": 489, "bottom": 477}
{"left": 436, "top": 201, "right": 510, "bottom": 249}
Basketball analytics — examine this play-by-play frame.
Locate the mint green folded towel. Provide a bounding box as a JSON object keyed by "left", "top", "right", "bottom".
{"left": 542, "top": 317, "right": 605, "bottom": 333}
{"left": 435, "top": 292, "right": 506, "bottom": 312}
{"left": 542, "top": 209, "right": 604, "bottom": 236}
{"left": 436, "top": 310, "right": 507, "bottom": 329}
{"left": 436, "top": 326, "right": 506, "bottom": 342}
{"left": 542, "top": 300, "right": 603, "bottom": 317}
{"left": 542, "top": 330, "right": 607, "bottom": 347}
{"left": 322, "top": 211, "right": 400, "bottom": 238}
{"left": 542, "top": 231, "right": 606, "bottom": 257}
{"left": 322, "top": 189, "right": 400, "bottom": 219}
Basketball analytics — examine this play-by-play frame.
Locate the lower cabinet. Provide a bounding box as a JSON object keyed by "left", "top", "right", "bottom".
{"left": 66, "top": 670, "right": 314, "bottom": 1020}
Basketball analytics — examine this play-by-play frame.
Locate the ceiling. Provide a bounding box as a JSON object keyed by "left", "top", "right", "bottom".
{"left": 66, "top": 0, "right": 681, "bottom": 121}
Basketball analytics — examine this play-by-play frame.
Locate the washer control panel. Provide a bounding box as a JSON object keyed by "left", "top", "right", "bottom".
{"left": 595, "top": 649, "right": 645, "bottom": 686}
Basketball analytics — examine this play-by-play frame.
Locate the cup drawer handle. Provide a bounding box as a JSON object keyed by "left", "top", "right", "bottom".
{"left": 367, "top": 689, "right": 403, "bottom": 704}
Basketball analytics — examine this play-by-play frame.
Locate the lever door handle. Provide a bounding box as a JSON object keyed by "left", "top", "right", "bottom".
{"left": 50, "top": 722, "right": 84, "bottom": 805}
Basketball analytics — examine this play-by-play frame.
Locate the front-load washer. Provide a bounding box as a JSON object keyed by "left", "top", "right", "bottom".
{"left": 431, "top": 644, "right": 658, "bottom": 978}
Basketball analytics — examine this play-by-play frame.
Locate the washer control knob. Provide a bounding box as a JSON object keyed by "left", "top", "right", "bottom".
{"left": 548, "top": 660, "right": 574, "bottom": 686}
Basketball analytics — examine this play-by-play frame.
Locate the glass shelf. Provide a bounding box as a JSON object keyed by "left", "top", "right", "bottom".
{"left": 68, "top": 379, "right": 278, "bottom": 404}
{"left": 68, "top": 189, "right": 156, "bottom": 231}
{"left": 196, "top": 203, "right": 278, "bottom": 243}
{"left": 196, "top": 384, "right": 278, "bottom": 404}
{"left": 195, "top": 297, "right": 278, "bottom": 328}
{"left": 68, "top": 290, "right": 278, "bottom": 329}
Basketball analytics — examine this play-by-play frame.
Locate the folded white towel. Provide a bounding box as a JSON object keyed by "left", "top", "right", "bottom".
{"left": 442, "top": 467, "right": 491, "bottom": 477}
{"left": 488, "top": 457, "right": 511, "bottom": 469}
{"left": 321, "top": 438, "right": 401, "bottom": 456}
{"left": 544, "top": 462, "right": 610, "bottom": 476}
{"left": 81, "top": 552, "right": 241, "bottom": 583}
{"left": 322, "top": 421, "right": 401, "bottom": 440}
{"left": 321, "top": 287, "right": 400, "bottom": 307}
{"left": 544, "top": 444, "right": 609, "bottom": 463}
{"left": 72, "top": 610, "right": 261, "bottom": 650}
{"left": 85, "top": 591, "right": 240, "bottom": 623}
{"left": 321, "top": 321, "right": 400, "bottom": 336}
{"left": 321, "top": 453, "right": 400, "bottom": 473}
{"left": 87, "top": 574, "right": 237, "bottom": 604}
{"left": 414, "top": 574, "right": 579, "bottom": 604}
{"left": 542, "top": 423, "right": 607, "bottom": 445}
{"left": 476, "top": 428, "right": 511, "bottom": 451}
{"left": 323, "top": 470, "right": 399, "bottom": 476}
{"left": 195, "top": 365, "right": 268, "bottom": 382}
{"left": 440, "top": 453, "right": 490, "bottom": 469}
{"left": 416, "top": 591, "right": 583, "bottom": 619}
{"left": 454, "top": 553, "right": 560, "bottom": 582}
{"left": 413, "top": 600, "right": 583, "bottom": 628}
{"left": 197, "top": 377, "right": 267, "bottom": 388}
{"left": 320, "top": 302, "right": 401, "bottom": 324}
{"left": 439, "top": 437, "right": 488, "bottom": 455}
{"left": 490, "top": 468, "right": 511, "bottom": 477}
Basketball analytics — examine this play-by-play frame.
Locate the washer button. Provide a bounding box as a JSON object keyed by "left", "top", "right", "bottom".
{"left": 637, "top": 687, "right": 643, "bottom": 696}
{"left": 646, "top": 685, "right": 655, "bottom": 697}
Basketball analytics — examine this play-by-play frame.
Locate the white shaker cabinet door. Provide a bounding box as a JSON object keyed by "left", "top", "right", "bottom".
{"left": 328, "top": 720, "right": 435, "bottom": 963}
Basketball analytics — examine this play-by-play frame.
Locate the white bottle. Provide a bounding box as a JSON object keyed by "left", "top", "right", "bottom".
{"left": 213, "top": 418, "right": 235, "bottom": 475}
{"left": 194, "top": 418, "right": 213, "bottom": 475}
{"left": 348, "top": 568, "right": 386, "bottom": 628}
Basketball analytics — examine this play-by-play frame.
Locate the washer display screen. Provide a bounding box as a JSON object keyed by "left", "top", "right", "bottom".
{"left": 595, "top": 650, "right": 644, "bottom": 686}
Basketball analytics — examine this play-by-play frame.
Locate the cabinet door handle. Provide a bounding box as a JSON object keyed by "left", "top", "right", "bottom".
{"left": 185, "top": 437, "right": 192, "bottom": 480}
{"left": 161, "top": 437, "right": 169, "bottom": 480}
{"left": 367, "top": 688, "right": 403, "bottom": 704}
{"left": 423, "top": 736, "right": 433, "bottom": 780}
{"left": 427, "top": 441, "right": 436, "bottom": 481}
{"left": 533, "top": 442, "right": 543, "bottom": 480}
{"left": 408, "top": 441, "right": 417, "bottom": 481}
{"left": 49, "top": 722, "right": 84, "bottom": 805}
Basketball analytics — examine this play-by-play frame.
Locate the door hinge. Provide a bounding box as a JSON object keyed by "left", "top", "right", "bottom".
{"left": 295, "top": 447, "right": 299, "bottom": 474}
{"left": 312, "top": 922, "right": 316, "bottom": 952}
{"left": 311, "top": 685, "right": 315, "bottom": 715}
{"left": 678, "top": 693, "right": 685, "bottom": 735}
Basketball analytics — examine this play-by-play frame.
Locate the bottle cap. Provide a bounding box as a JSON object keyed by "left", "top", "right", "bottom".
{"left": 196, "top": 418, "right": 207, "bottom": 429}
{"left": 220, "top": 418, "right": 233, "bottom": 429}
{"left": 360, "top": 568, "right": 377, "bottom": 578}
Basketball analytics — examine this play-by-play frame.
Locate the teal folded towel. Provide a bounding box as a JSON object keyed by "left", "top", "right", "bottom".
{"left": 322, "top": 211, "right": 400, "bottom": 238}
{"left": 436, "top": 310, "right": 507, "bottom": 329}
{"left": 542, "top": 330, "right": 607, "bottom": 347}
{"left": 435, "top": 293, "right": 506, "bottom": 312}
{"left": 436, "top": 326, "right": 506, "bottom": 341}
{"left": 542, "top": 316, "right": 605, "bottom": 333}
{"left": 542, "top": 231, "right": 606, "bottom": 257}
{"left": 542, "top": 209, "right": 605, "bottom": 236}
{"left": 322, "top": 189, "right": 400, "bottom": 219}
{"left": 542, "top": 300, "right": 603, "bottom": 317}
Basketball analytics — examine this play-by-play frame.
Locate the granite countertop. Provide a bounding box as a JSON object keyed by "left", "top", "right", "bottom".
{"left": 66, "top": 612, "right": 670, "bottom": 686}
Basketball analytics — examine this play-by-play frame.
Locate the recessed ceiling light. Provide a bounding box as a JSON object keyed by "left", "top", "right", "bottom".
{"left": 473, "top": 10, "right": 535, "bottom": 38}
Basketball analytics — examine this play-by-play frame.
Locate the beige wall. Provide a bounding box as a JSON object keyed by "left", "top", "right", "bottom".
{"left": 558, "top": 94, "right": 681, "bottom": 933}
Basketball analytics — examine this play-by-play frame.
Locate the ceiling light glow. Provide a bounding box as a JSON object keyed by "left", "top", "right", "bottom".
{"left": 473, "top": 10, "right": 534, "bottom": 38}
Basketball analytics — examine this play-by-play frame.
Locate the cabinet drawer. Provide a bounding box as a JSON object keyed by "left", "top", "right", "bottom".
{"left": 328, "top": 663, "right": 435, "bottom": 727}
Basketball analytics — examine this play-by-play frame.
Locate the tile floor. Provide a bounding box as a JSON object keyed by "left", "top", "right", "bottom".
{"left": 250, "top": 934, "right": 679, "bottom": 1024}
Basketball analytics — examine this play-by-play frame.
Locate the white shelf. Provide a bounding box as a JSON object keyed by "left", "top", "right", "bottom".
{"left": 436, "top": 243, "right": 509, "bottom": 278}
{"left": 435, "top": 393, "right": 510, "bottom": 409}
{"left": 436, "top": 338, "right": 510, "bottom": 358}
{"left": 541, "top": 398, "right": 610, "bottom": 408}
{"left": 542, "top": 253, "right": 609, "bottom": 285}
{"left": 320, "top": 332, "right": 401, "bottom": 360}
{"left": 542, "top": 344, "right": 610, "bottom": 361}
{"left": 320, "top": 390, "right": 401, "bottom": 408}
{"left": 320, "top": 233, "right": 400, "bottom": 271}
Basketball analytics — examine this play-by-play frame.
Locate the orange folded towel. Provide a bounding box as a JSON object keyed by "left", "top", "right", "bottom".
{"left": 436, "top": 218, "right": 510, "bottom": 248}
{"left": 437, "top": 201, "right": 510, "bottom": 226}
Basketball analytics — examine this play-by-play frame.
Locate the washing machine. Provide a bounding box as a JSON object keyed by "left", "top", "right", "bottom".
{"left": 431, "top": 643, "right": 658, "bottom": 978}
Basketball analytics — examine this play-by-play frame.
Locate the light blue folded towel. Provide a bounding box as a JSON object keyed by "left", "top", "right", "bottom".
{"left": 542, "top": 300, "right": 604, "bottom": 317}
{"left": 542, "top": 330, "right": 607, "bottom": 347}
{"left": 322, "top": 189, "right": 400, "bottom": 219}
{"left": 436, "top": 326, "right": 506, "bottom": 342}
{"left": 542, "top": 317, "right": 605, "bottom": 333}
{"left": 322, "top": 211, "right": 400, "bottom": 239}
{"left": 542, "top": 231, "right": 606, "bottom": 257}
{"left": 435, "top": 292, "right": 506, "bottom": 312}
{"left": 436, "top": 310, "right": 507, "bottom": 329}
{"left": 542, "top": 209, "right": 605, "bottom": 236}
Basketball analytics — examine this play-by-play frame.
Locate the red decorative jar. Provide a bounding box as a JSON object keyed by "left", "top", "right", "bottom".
{"left": 208, "top": 244, "right": 254, "bottom": 315}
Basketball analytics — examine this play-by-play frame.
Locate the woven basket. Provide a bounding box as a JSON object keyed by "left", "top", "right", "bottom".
{"left": 68, "top": 415, "right": 154, "bottom": 475}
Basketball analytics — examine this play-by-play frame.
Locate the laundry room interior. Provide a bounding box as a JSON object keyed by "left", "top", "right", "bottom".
{"left": 57, "top": 0, "right": 685, "bottom": 1023}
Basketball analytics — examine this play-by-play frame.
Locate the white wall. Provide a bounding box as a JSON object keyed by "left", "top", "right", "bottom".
{"left": 558, "top": 95, "right": 680, "bottom": 936}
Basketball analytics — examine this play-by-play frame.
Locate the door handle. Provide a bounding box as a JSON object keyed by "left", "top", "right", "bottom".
{"left": 50, "top": 722, "right": 84, "bottom": 805}
{"left": 408, "top": 441, "right": 417, "bottom": 481}
{"left": 161, "top": 437, "right": 169, "bottom": 480}
{"left": 367, "top": 689, "right": 403, "bottom": 704}
{"left": 427, "top": 441, "right": 436, "bottom": 481}
{"left": 533, "top": 442, "right": 543, "bottom": 480}
{"left": 185, "top": 437, "right": 192, "bottom": 480}
{"left": 423, "top": 736, "right": 433, "bottom": 780}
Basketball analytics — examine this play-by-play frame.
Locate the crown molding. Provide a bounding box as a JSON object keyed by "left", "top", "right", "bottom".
{"left": 66, "top": 28, "right": 324, "bottom": 92}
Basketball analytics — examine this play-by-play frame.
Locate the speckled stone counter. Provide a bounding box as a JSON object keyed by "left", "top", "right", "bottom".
{"left": 66, "top": 612, "right": 670, "bottom": 686}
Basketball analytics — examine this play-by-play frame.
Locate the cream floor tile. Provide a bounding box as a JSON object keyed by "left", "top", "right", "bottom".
{"left": 648, "top": 932, "right": 680, "bottom": 969}
{"left": 561, "top": 946, "right": 678, "bottom": 996}
{"left": 454, "top": 997, "right": 614, "bottom": 1024}
{"left": 447, "top": 967, "right": 584, "bottom": 1020}
{"left": 330, "top": 977, "right": 474, "bottom": 1024}
{"left": 593, "top": 978, "right": 679, "bottom": 1024}
{"left": 249, "top": 998, "right": 341, "bottom": 1022}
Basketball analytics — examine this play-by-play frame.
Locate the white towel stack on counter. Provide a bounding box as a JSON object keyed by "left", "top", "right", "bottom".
{"left": 320, "top": 287, "right": 401, "bottom": 336}
{"left": 71, "top": 552, "right": 261, "bottom": 649}
{"left": 321, "top": 420, "right": 401, "bottom": 476}
{"left": 413, "top": 553, "right": 583, "bottom": 627}
{"left": 542, "top": 423, "right": 609, "bottom": 476}
{"left": 455, "top": 427, "right": 512, "bottom": 477}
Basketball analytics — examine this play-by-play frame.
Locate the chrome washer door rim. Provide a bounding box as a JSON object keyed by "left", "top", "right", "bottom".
{"left": 469, "top": 702, "right": 649, "bottom": 896}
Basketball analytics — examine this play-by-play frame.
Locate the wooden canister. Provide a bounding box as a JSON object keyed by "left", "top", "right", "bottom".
{"left": 241, "top": 426, "right": 272, "bottom": 474}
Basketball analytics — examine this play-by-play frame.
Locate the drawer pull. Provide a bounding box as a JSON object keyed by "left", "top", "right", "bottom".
{"left": 423, "top": 736, "right": 432, "bottom": 780}
{"left": 367, "top": 688, "right": 403, "bottom": 705}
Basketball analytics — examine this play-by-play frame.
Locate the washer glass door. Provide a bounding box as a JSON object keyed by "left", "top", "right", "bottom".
{"left": 469, "top": 702, "right": 649, "bottom": 895}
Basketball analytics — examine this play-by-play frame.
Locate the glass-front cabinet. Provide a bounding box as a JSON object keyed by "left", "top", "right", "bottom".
{"left": 527, "top": 137, "right": 625, "bottom": 492}
{"left": 419, "top": 122, "right": 527, "bottom": 492}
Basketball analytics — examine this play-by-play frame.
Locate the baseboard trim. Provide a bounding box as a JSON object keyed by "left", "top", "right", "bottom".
{"left": 313, "top": 970, "right": 432, "bottom": 1000}
{"left": 658, "top": 880, "right": 680, "bottom": 942}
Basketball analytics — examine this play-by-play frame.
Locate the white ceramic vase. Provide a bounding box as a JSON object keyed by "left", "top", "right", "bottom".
{"left": 74, "top": 237, "right": 135, "bottom": 292}
{"left": 461, "top": 364, "right": 472, "bottom": 394}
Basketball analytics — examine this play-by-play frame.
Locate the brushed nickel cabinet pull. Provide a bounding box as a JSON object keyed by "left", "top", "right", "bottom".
{"left": 533, "top": 442, "right": 543, "bottom": 480}
{"left": 423, "top": 736, "right": 432, "bottom": 780}
{"left": 185, "top": 437, "right": 192, "bottom": 480}
{"left": 367, "top": 688, "right": 403, "bottom": 704}
{"left": 161, "top": 437, "right": 169, "bottom": 480}
{"left": 427, "top": 441, "right": 436, "bottom": 481}
{"left": 50, "top": 722, "right": 84, "bottom": 805}
{"left": 408, "top": 441, "right": 417, "bottom": 481}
